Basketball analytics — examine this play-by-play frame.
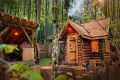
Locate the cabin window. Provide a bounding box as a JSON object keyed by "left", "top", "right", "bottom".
{"left": 99, "top": 39, "right": 110, "bottom": 53}
{"left": 91, "top": 40, "right": 99, "bottom": 53}
{"left": 99, "top": 40, "right": 104, "bottom": 52}
{"left": 99, "top": 40, "right": 104, "bottom": 59}
{"left": 105, "top": 39, "right": 110, "bottom": 53}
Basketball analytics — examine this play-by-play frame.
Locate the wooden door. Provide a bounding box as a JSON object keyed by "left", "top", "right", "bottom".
{"left": 65, "top": 33, "right": 78, "bottom": 64}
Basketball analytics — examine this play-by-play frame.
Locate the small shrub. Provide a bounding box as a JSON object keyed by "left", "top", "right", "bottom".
{"left": 8, "top": 63, "right": 44, "bottom": 80}
{"left": 55, "top": 74, "right": 70, "bottom": 80}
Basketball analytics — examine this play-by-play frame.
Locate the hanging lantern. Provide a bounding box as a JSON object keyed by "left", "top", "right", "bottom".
{"left": 13, "top": 31, "right": 19, "bottom": 36}
{"left": 10, "top": 28, "right": 21, "bottom": 38}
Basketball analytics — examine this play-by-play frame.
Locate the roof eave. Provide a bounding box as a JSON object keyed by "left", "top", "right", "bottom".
{"left": 79, "top": 34, "right": 108, "bottom": 40}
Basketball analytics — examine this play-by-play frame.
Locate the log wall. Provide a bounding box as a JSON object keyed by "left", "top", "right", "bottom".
{"left": 77, "top": 37, "right": 87, "bottom": 66}
{"left": 64, "top": 35, "right": 110, "bottom": 70}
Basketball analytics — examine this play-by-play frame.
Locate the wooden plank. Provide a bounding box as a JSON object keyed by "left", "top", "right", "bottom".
{"left": 22, "top": 48, "right": 35, "bottom": 61}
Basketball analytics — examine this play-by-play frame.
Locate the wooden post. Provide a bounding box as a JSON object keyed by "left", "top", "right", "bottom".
{"left": 32, "top": 30, "right": 39, "bottom": 64}
{"left": 22, "top": 29, "right": 38, "bottom": 63}
{"left": 0, "top": 27, "right": 9, "bottom": 38}
{"left": 35, "top": 0, "right": 41, "bottom": 64}
{"left": 21, "top": 27, "right": 32, "bottom": 45}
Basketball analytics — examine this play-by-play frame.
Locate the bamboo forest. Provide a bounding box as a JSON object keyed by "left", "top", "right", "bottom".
{"left": 0, "top": 0, "right": 120, "bottom": 80}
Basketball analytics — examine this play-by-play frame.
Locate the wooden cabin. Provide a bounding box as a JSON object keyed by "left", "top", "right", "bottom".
{"left": 59, "top": 19, "right": 110, "bottom": 70}
{"left": 0, "top": 11, "right": 38, "bottom": 61}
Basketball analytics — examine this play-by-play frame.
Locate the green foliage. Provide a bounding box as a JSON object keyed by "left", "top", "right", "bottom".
{"left": 55, "top": 74, "right": 70, "bottom": 80}
{"left": 103, "top": 0, "right": 120, "bottom": 48}
{"left": 0, "top": 44, "right": 19, "bottom": 55}
{"left": 4, "top": 45, "right": 19, "bottom": 54}
{"left": 110, "top": 19, "right": 120, "bottom": 47}
{"left": 8, "top": 63, "right": 30, "bottom": 73}
{"left": 8, "top": 63, "right": 44, "bottom": 80}
{"left": 82, "top": 10, "right": 93, "bottom": 22}
{"left": 103, "top": 0, "right": 120, "bottom": 19}
{"left": 22, "top": 71, "right": 43, "bottom": 80}
{"left": 82, "top": 0, "right": 104, "bottom": 22}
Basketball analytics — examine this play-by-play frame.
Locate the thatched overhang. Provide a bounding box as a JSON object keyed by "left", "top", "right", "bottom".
{"left": 0, "top": 12, "right": 38, "bottom": 44}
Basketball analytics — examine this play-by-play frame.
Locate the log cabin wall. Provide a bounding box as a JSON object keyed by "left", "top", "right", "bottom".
{"left": 77, "top": 36, "right": 87, "bottom": 66}
{"left": 77, "top": 37, "right": 108, "bottom": 69}
{"left": 82, "top": 38, "right": 91, "bottom": 61}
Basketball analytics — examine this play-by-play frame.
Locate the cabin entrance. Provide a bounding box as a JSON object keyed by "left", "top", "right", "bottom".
{"left": 65, "top": 33, "right": 78, "bottom": 65}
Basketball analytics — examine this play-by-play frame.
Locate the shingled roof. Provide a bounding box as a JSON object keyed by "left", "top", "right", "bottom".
{"left": 0, "top": 11, "right": 38, "bottom": 30}
{"left": 62, "top": 19, "right": 110, "bottom": 40}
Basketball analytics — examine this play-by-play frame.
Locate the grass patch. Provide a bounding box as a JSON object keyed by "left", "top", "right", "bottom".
{"left": 39, "top": 58, "right": 51, "bottom": 66}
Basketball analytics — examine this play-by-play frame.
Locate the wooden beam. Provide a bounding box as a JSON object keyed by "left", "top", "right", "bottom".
{"left": 2, "top": 22, "right": 35, "bottom": 31}
{"left": 0, "top": 27, "right": 9, "bottom": 37}
{"left": 21, "top": 27, "right": 32, "bottom": 46}
{"left": 31, "top": 30, "right": 39, "bottom": 64}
